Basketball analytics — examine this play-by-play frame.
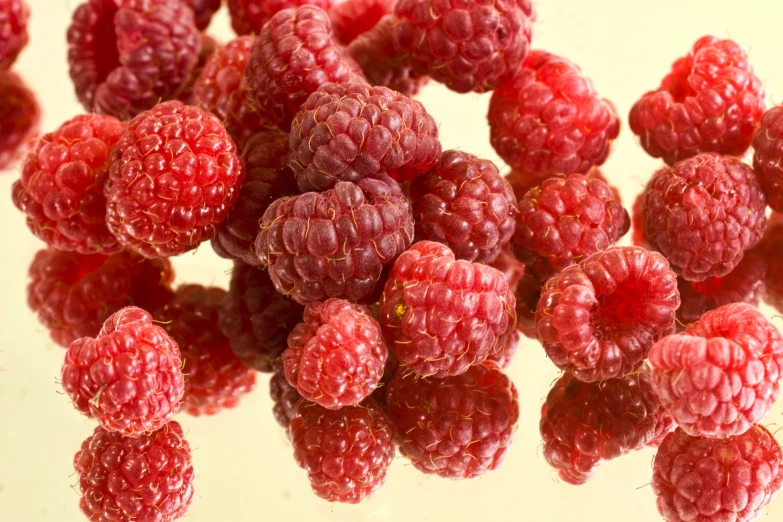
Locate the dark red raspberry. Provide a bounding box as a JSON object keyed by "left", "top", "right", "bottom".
{"left": 290, "top": 397, "right": 394, "bottom": 503}
{"left": 154, "top": 285, "right": 256, "bottom": 417}
{"left": 174, "top": 34, "right": 219, "bottom": 106}
{"left": 393, "top": 0, "right": 535, "bottom": 93}
{"left": 74, "top": 421, "right": 194, "bottom": 522}
{"left": 649, "top": 303, "right": 783, "bottom": 438}
{"left": 62, "top": 307, "right": 184, "bottom": 435}
{"left": 185, "top": 0, "right": 220, "bottom": 30}
{"left": 653, "top": 426, "right": 783, "bottom": 522}
{"left": 218, "top": 262, "right": 304, "bottom": 372}
{"left": 537, "top": 246, "right": 680, "bottom": 382}
{"left": 386, "top": 361, "right": 519, "bottom": 479}
{"left": 487, "top": 248, "right": 524, "bottom": 364}
{"left": 270, "top": 368, "right": 302, "bottom": 428}
{"left": 0, "top": 70, "right": 39, "bottom": 170}
{"left": 760, "top": 213, "right": 783, "bottom": 313}
{"left": 514, "top": 270, "right": 542, "bottom": 339}
{"left": 12, "top": 114, "right": 125, "bottom": 255}
{"left": 289, "top": 82, "right": 441, "bottom": 191}
{"left": 512, "top": 173, "right": 630, "bottom": 281}
{"left": 227, "top": 0, "right": 333, "bottom": 35}
{"left": 644, "top": 152, "right": 767, "bottom": 282}
{"left": 541, "top": 368, "right": 674, "bottom": 485}
{"left": 629, "top": 36, "right": 765, "bottom": 165}
{"left": 104, "top": 101, "right": 244, "bottom": 258}
{"left": 751, "top": 106, "right": 783, "bottom": 212}
{"left": 27, "top": 248, "right": 174, "bottom": 348}
{"left": 255, "top": 174, "right": 414, "bottom": 304}
{"left": 631, "top": 189, "right": 649, "bottom": 248}
{"left": 379, "top": 241, "right": 516, "bottom": 378}
{"left": 410, "top": 149, "right": 517, "bottom": 263}
{"left": 0, "top": 0, "right": 28, "bottom": 69}
{"left": 67, "top": 0, "right": 201, "bottom": 120}
{"left": 329, "top": 0, "right": 393, "bottom": 44}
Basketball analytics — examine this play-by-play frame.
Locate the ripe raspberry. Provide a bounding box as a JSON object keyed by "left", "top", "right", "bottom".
{"left": 218, "top": 262, "right": 304, "bottom": 372}
{"left": 74, "top": 421, "right": 194, "bottom": 522}
{"left": 631, "top": 189, "right": 649, "bottom": 248}
{"left": 329, "top": 0, "right": 393, "bottom": 44}
{"left": 649, "top": 303, "right": 783, "bottom": 438}
{"left": 67, "top": 0, "right": 201, "bottom": 120}
{"left": 514, "top": 270, "right": 542, "bottom": 339}
{"left": 653, "top": 426, "right": 783, "bottom": 522}
{"left": 0, "top": 70, "right": 39, "bottom": 170}
{"left": 644, "top": 153, "right": 767, "bottom": 282}
{"left": 487, "top": 248, "right": 524, "bottom": 364}
{"left": 61, "top": 307, "right": 184, "bottom": 435}
{"left": 0, "top": 0, "right": 28, "bottom": 69}
{"left": 512, "top": 173, "right": 630, "bottom": 281}
{"left": 270, "top": 368, "right": 301, "bottom": 428}
{"left": 371, "top": 350, "right": 399, "bottom": 409}
{"left": 186, "top": 0, "right": 220, "bottom": 30}
{"left": 386, "top": 361, "right": 519, "bottom": 478}
{"left": 379, "top": 241, "right": 516, "bottom": 378}
{"left": 290, "top": 397, "right": 394, "bottom": 503}
{"left": 174, "top": 34, "right": 219, "bottom": 106}
{"left": 227, "top": 0, "right": 333, "bottom": 36}
{"left": 506, "top": 166, "right": 618, "bottom": 202}
{"left": 629, "top": 36, "right": 765, "bottom": 165}
{"left": 537, "top": 246, "right": 680, "bottom": 382}
{"left": 255, "top": 174, "right": 414, "bottom": 304}
{"left": 393, "top": 0, "right": 535, "bottom": 93}
{"left": 289, "top": 82, "right": 441, "bottom": 191}
{"left": 154, "top": 285, "right": 256, "bottom": 416}
{"left": 104, "top": 101, "right": 245, "bottom": 258}
{"left": 410, "top": 150, "right": 517, "bottom": 263}
{"left": 759, "top": 214, "right": 783, "bottom": 313}
{"left": 27, "top": 248, "right": 174, "bottom": 348}
{"left": 751, "top": 106, "right": 783, "bottom": 212}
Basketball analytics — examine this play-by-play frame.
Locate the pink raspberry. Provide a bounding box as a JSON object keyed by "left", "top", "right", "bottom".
{"left": 536, "top": 246, "right": 680, "bottom": 382}
{"left": 0, "top": 0, "right": 28, "bottom": 69}
{"left": 329, "top": 0, "right": 393, "bottom": 44}
{"left": 752, "top": 106, "right": 783, "bottom": 212}
{"left": 270, "top": 368, "right": 302, "bottom": 428}
{"left": 227, "top": 0, "right": 333, "bottom": 35}
{"left": 0, "top": 70, "right": 39, "bottom": 170}
{"left": 185, "top": 0, "right": 220, "bottom": 30}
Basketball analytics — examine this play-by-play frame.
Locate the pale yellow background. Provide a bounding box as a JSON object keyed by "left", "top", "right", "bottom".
{"left": 2, "top": 1, "right": 783, "bottom": 521}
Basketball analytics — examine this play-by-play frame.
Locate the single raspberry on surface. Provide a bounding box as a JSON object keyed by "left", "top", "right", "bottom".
{"left": 379, "top": 241, "right": 516, "bottom": 378}
{"left": 537, "top": 246, "right": 680, "bottom": 382}
{"left": 227, "top": 0, "right": 333, "bottom": 36}
{"left": 629, "top": 36, "right": 765, "bottom": 165}
{"left": 0, "top": 70, "right": 39, "bottom": 170}
{"left": 649, "top": 303, "right": 783, "bottom": 438}
{"left": 329, "top": 0, "right": 393, "bottom": 44}
{"left": 289, "top": 82, "right": 441, "bottom": 191}
{"left": 290, "top": 397, "right": 394, "bottom": 503}
{"left": 270, "top": 368, "right": 302, "bottom": 428}
{"left": 0, "top": 0, "right": 28, "bottom": 69}
{"left": 186, "top": 0, "right": 221, "bottom": 30}
{"left": 174, "top": 34, "right": 219, "bottom": 106}
{"left": 643, "top": 152, "right": 767, "bottom": 282}
{"left": 751, "top": 106, "right": 783, "bottom": 212}
{"left": 653, "top": 426, "right": 783, "bottom": 522}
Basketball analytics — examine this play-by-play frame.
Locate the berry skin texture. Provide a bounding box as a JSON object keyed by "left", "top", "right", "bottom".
{"left": 386, "top": 361, "right": 519, "bottom": 479}
{"left": 652, "top": 426, "right": 783, "bottom": 522}
{"left": 105, "top": 101, "right": 245, "bottom": 259}
{"left": 488, "top": 51, "right": 621, "bottom": 177}
{"left": 61, "top": 307, "right": 184, "bottom": 436}
{"left": 410, "top": 149, "right": 517, "bottom": 263}
{"left": 752, "top": 106, "right": 783, "bottom": 212}
{"left": 0, "top": 0, "right": 28, "bottom": 69}
{"left": 329, "top": 0, "right": 393, "bottom": 45}
{"left": 290, "top": 397, "right": 394, "bottom": 503}
{"left": 255, "top": 174, "right": 414, "bottom": 304}
{"left": 644, "top": 152, "right": 767, "bottom": 282}
{"left": 185, "top": 0, "right": 221, "bottom": 30}
{"left": 536, "top": 246, "right": 680, "bottom": 382}
{"left": 12, "top": 114, "right": 125, "bottom": 255}
{"left": 379, "top": 241, "right": 517, "bottom": 378}
{"left": 393, "top": 0, "right": 535, "bottom": 93}
{"left": 0, "top": 69, "right": 39, "bottom": 170}
{"left": 270, "top": 368, "right": 302, "bottom": 428}
{"left": 289, "top": 82, "right": 441, "bottom": 191}
{"left": 227, "top": 0, "right": 333, "bottom": 36}
{"left": 649, "top": 303, "right": 783, "bottom": 438}
{"left": 629, "top": 36, "right": 765, "bottom": 166}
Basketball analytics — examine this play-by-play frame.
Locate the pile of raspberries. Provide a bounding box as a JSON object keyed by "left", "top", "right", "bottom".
{"left": 6, "top": 1, "right": 783, "bottom": 521}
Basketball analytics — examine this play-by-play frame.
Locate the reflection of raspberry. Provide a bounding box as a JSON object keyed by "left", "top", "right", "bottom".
{"left": 186, "top": 0, "right": 221, "bottom": 30}
{"left": 0, "top": 70, "right": 39, "bottom": 170}
{"left": 330, "top": 0, "right": 393, "bottom": 44}
{"left": 537, "top": 246, "right": 680, "bottom": 382}
{"left": 752, "top": 106, "right": 783, "bottom": 212}
{"left": 0, "top": 0, "right": 28, "bottom": 69}
{"left": 228, "top": 0, "right": 333, "bottom": 35}
{"left": 270, "top": 369, "right": 301, "bottom": 428}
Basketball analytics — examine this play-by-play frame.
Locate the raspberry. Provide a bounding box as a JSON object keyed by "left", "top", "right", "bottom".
{"left": 514, "top": 270, "right": 542, "bottom": 339}
{"left": 61, "top": 307, "right": 184, "bottom": 435}
{"left": 644, "top": 153, "right": 767, "bottom": 282}
{"left": 289, "top": 82, "right": 441, "bottom": 191}
{"left": 12, "top": 114, "right": 125, "bottom": 255}
{"left": 218, "top": 262, "right": 304, "bottom": 372}
{"left": 284, "top": 299, "right": 387, "bottom": 409}
{"left": 506, "top": 166, "right": 618, "bottom": 203}
{"left": 174, "top": 34, "right": 219, "bottom": 106}
{"left": 379, "top": 241, "right": 516, "bottom": 378}
{"left": 512, "top": 173, "right": 630, "bottom": 281}
{"left": 227, "top": 0, "right": 333, "bottom": 36}
{"left": 0, "top": 70, "right": 39, "bottom": 170}
{"left": 386, "top": 361, "right": 519, "bottom": 479}
{"left": 541, "top": 368, "right": 674, "bottom": 486}
{"left": 488, "top": 51, "right": 620, "bottom": 177}
{"left": 649, "top": 303, "right": 783, "bottom": 438}
{"left": 487, "top": 248, "right": 525, "bottom": 364}
{"left": 27, "top": 248, "right": 174, "bottom": 348}
{"left": 67, "top": 0, "right": 201, "bottom": 120}
{"left": 371, "top": 350, "right": 400, "bottom": 409}
{"left": 759, "top": 214, "right": 783, "bottom": 313}
{"left": 629, "top": 36, "right": 765, "bottom": 165}
{"left": 393, "top": 0, "right": 535, "bottom": 93}
{"left": 652, "top": 426, "right": 783, "bottom": 522}
{"left": 270, "top": 368, "right": 302, "bottom": 428}
{"left": 74, "top": 421, "right": 194, "bottom": 522}
{"left": 329, "top": 0, "right": 393, "bottom": 44}
{"left": 255, "top": 174, "right": 414, "bottom": 304}
{"left": 537, "top": 246, "right": 680, "bottom": 382}
{"left": 409, "top": 150, "right": 517, "bottom": 263}
{"left": 751, "top": 106, "right": 783, "bottom": 212}
{"left": 0, "top": 0, "right": 28, "bottom": 69}
{"left": 290, "top": 397, "right": 394, "bottom": 503}
{"left": 631, "top": 189, "right": 649, "bottom": 248}
{"left": 185, "top": 0, "right": 220, "bottom": 30}
{"left": 105, "top": 101, "right": 245, "bottom": 258}
{"left": 154, "top": 285, "right": 256, "bottom": 416}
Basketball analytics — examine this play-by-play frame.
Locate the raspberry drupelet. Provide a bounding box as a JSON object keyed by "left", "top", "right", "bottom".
{"left": 0, "top": 70, "right": 39, "bottom": 170}
{"left": 227, "top": 0, "right": 333, "bottom": 36}
{"left": 379, "top": 241, "right": 517, "bottom": 378}
{"left": 752, "top": 106, "right": 783, "bottom": 212}
{"left": 649, "top": 303, "right": 783, "bottom": 438}
{"left": 185, "top": 0, "right": 220, "bottom": 30}
{"left": 329, "top": 0, "right": 393, "bottom": 45}
{"left": 536, "top": 246, "right": 680, "bottom": 382}
{"left": 104, "top": 101, "right": 245, "bottom": 258}
{"left": 629, "top": 36, "right": 765, "bottom": 166}
{"left": 270, "top": 368, "right": 302, "bottom": 428}
{"left": 61, "top": 307, "right": 184, "bottom": 435}
{"left": 0, "top": 0, "right": 28, "bottom": 69}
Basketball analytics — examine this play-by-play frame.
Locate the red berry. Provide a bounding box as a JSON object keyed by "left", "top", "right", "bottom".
{"left": 0, "top": 0, "right": 28, "bottom": 69}
{"left": 752, "top": 106, "right": 783, "bottom": 212}
{"left": 487, "top": 248, "right": 525, "bottom": 362}
{"left": 185, "top": 0, "right": 220, "bottom": 30}
{"left": 759, "top": 214, "right": 783, "bottom": 313}
{"left": 631, "top": 189, "right": 649, "bottom": 248}
{"left": 514, "top": 270, "right": 542, "bottom": 339}
{"left": 227, "top": 0, "right": 333, "bottom": 36}
{"left": 329, "top": 0, "right": 393, "bottom": 44}
{"left": 174, "top": 34, "right": 219, "bottom": 106}
{"left": 270, "top": 368, "right": 302, "bottom": 428}
{"left": 0, "top": 69, "right": 39, "bottom": 170}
